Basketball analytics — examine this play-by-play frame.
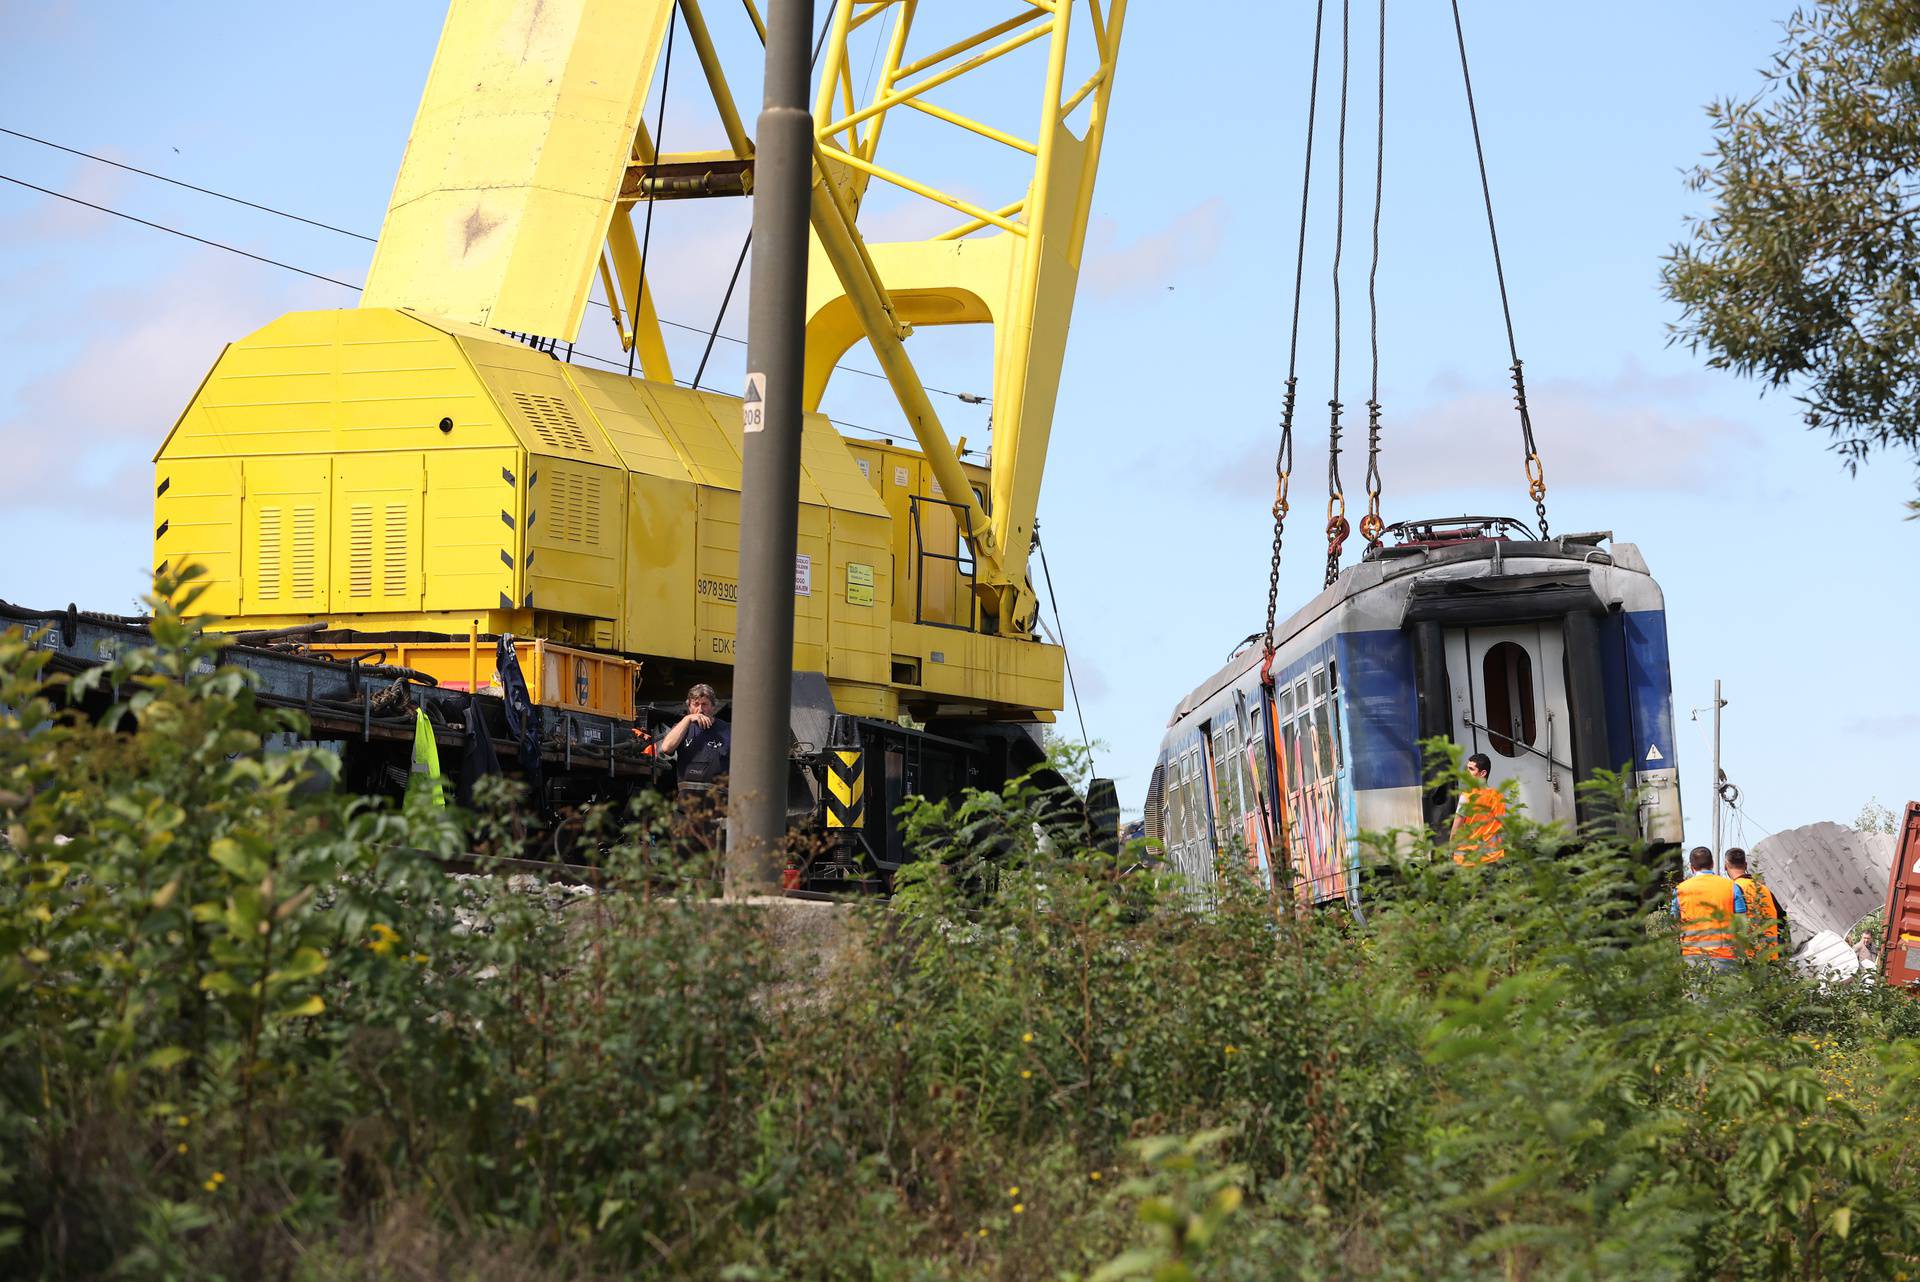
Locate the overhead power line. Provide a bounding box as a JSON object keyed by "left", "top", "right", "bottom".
{"left": 0, "top": 124, "right": 987, "bottom": 404}
{"left": 0, "top": 172, "right": 361, "bottom": 290}
{"left": 0, "top": 125, "right": 378, "bottom": 242}
{"left": 0, "top": 168, "right": 982, "bottom": 457}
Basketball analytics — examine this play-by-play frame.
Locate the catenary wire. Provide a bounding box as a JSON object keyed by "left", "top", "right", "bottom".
{"left": 0, "top": 171, "right": 361, "bottom": 289}
{"left": 0, "top": 124, "right": 983, "bottom": 403}
{"left": 0, "top": 124, "right": 377, "bottom": 242}
{"left": 0, "top": 171, "right": 985, "bottom": 455}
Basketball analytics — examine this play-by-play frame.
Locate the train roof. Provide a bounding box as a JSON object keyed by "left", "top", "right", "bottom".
{"left": 1165, "top": 525, "right": 1653, "bottom": 727}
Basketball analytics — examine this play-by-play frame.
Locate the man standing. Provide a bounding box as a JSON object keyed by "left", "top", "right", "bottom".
{"left": 1672, "top": 846, "right": 1747, "bottom": 972}
{"left": 1725, "top": 847, "right": 1785, "bottom": 961}
{"left": 658, "top": 682, "right": 731, "bottom": 786}
{"left": 1450, "top": 753, "right": 1508, "bottom": 865}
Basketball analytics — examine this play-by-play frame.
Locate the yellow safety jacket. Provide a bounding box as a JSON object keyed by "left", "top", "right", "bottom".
{"left": 407, "top": 707, "right": 447, "bottom": 809}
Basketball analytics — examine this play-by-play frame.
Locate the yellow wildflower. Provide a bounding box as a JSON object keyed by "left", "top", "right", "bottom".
{"left": 175, "top": 1115, "right": 190, "bottom": 1127}
{"left": 1021, "top": 1031, "right": 1034, "bottom": 1044}
{"left": 977, "top": 1227, "right": 989, "bottom": 1238}
{"left": 368, "top": 923, "right": 399, "bottom": 955}
{"left": 212, "top": 1172, "right": 225, "bottom": 1184}
{"left": 1007, "top": 1186, "right": 1019, "bottom": 1197}
{"left": 1020, "top": 1069, "right": 1032, "bottom": 1080}
{"left": 1089, "top": 1171, "right": 1103, "bottom": 1181}
{"left": 1012, "top": 1203, "right": 1025, "bottom": 1215}
{"left": 202, "top": 1178, "right": 219, "bottom": 1193}
{"left": 176, "top": 1142, "right": 188, "bottom": 1155}
{"left": 1224, "top": 1044, "right": 1239, "bottom": 1056}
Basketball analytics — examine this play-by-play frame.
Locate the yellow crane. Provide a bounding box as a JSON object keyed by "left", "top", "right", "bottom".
{"left": 150, "top": 0, "right": 1126, "bottom": 864}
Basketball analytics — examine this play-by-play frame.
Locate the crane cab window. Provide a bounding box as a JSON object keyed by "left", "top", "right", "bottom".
{"left": 1482, "top": 641, "right": 1537, "bottom": 757}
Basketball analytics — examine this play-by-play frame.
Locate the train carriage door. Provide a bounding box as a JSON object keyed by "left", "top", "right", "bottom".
{"left": 1443, "top": 625, "right": 1576, "bottom": 827}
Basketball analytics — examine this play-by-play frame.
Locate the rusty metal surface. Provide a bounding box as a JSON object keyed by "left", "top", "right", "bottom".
{"left": 1880, "top": 802, "right": 1920, "bottom": 988}
{"left": 1751, "top": 821, "right": 1896, "bottom": 942}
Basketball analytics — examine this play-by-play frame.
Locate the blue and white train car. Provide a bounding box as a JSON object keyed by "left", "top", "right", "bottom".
{"left": 1143, "top": 518, "right": 1683, "bottom": 905}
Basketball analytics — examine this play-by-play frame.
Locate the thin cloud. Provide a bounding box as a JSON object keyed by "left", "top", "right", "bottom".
{"left": 1845, "top": 713, "right": 1920, "bottom": 738}
{"left": 0, "top": 254, "right": 328, "bottom": 507}
{"left": 1083, "top": 198, "right": 1227, "bottom": 299}
{"left": 1209, "top": 365, "right": 1759, "bottom": 498}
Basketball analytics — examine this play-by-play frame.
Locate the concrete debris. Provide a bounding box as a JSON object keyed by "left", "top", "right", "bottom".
{"left": 1750, "top": 822, "right": 1894, "bottom": 941}
{"left": 1791, "top": 929, "right": 1865, "bottom": 982}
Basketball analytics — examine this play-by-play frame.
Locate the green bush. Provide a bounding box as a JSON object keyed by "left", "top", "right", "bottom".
{"left": 2, "top": 575, "right": 1917, "bottom": 1280}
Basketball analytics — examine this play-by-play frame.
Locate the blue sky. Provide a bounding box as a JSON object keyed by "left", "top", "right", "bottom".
{"left": 2, "top": 1, "right": 1915, "bottom": 844}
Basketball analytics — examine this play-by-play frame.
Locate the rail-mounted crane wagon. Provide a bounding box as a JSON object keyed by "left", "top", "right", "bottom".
{"left": 139, "top": 0, "right": 1127, "bottom": 879}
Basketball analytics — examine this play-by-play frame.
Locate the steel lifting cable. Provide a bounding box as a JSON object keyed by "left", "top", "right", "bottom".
{"left": 1262, "top": 0, "right": 1329, "bottom": 678}
{"left": 1449, "top": 0, "right": 1550, "bottom": 538}
{"left": 1323, "top": 0, "right": 1353, "bottom": 591}
{"left": 1360, "top": 0, "right": 1387, "bottom": 552}
{"left": 693, "top": 10, "right": 840, "bottom": 390}
{"left": 629, "top": 8, "right": 679, "bottom": 378}
{"left": 1035, "top": 525, "right": 1095, "bottom": 775}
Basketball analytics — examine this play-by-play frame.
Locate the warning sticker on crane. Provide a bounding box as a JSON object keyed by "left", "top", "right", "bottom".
{"left": 742, "top": 372, "right": 766, "bottom": 433}
{"left": 1646, "top": 744, "right": 1664, "bottom": 762}
{"left": 847, "top": 563, "right": 874, "bottom": 605}
{"left": 794, "top": 554, "right": 812, "bottom": 597}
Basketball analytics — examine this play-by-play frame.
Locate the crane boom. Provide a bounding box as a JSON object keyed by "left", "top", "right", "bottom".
{"left": 358, "top": 0, "right": 1123, "bottom": 634}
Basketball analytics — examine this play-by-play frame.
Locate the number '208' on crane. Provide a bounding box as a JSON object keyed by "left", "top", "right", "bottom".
{"left": 1147, "top": 519, "right": 1684, "bottom": 906}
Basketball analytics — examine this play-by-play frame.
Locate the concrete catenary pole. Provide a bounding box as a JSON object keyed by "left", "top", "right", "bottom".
{"left": 727, "top": 0, "right": 815, "bottom": 893}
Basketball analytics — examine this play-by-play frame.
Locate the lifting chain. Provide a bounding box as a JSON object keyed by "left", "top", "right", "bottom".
{"left": 1324, "top": 476, "right": 1349, "bottom": 590}
{"left": 1262, "top": 378, "right": 1297, "bottom": 686}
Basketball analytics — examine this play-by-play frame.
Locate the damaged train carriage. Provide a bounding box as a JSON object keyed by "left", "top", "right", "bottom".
{"left": 1145, "top": 521, "right": 1684, "bottom": 905}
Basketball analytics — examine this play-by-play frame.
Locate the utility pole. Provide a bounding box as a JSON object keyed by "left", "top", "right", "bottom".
{"left": 1710, "top": 678, "right": 1726, "bottom": 867}
{"left": 727, "top": 0, "right": 815, "bottom": 894}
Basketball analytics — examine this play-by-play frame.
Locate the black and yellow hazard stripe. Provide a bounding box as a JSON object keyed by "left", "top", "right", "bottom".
{"left": 825, "top": 748, "right": 865, "bottom": 829}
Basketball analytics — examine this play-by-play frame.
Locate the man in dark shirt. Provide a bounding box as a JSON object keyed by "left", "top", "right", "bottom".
{"left": 658, "top": 682, "right": 730, "bottom": 784}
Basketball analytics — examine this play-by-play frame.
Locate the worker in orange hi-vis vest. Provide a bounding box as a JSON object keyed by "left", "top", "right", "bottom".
{"left": 1450, "top": 753, "right": 1508, "bottom": 866}
{"left": 1724, "top": 847, "right": 1784, "bottom": 961}
{"left": 1672, "top": 846, "right": 1748, "bottom": 973}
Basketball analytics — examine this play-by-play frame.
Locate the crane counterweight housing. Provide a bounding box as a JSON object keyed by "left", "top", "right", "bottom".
{"left": 153, "top": 306, "right": 1063, "bottom": 724}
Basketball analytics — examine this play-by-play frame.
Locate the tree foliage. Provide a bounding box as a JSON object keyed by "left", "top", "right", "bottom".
{"left": 1663, "top": 0, "right": 1920, "bottom": 482}
{"left": 4, "top": 579, "right": 1920, "bottom": 1279}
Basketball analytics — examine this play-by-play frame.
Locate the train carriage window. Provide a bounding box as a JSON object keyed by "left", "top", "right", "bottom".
{"left": 1482, "top": 641, "right": 1537, "bottom": 757}
{"left": 1327, "top": 660, "right": 1343, "bottom": 770}
{"left": 1310, "top": 665, "right": 1335, "bottom": 778}
{"left": 1211, "top": 722, "right": 1242, "bottom": 831}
